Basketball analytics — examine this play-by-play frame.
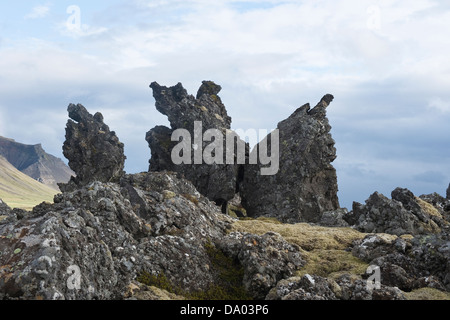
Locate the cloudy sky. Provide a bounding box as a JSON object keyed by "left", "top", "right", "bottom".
{"left": 0, "top": 0, "right": 449, "bottom": 209}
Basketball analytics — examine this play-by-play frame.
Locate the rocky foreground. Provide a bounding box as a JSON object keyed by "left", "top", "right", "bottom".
{"left": 0, "top": 81, "right": 449, "bottom": 300}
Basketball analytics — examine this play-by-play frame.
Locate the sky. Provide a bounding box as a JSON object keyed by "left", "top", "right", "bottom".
{"left": 0, "top": 0, "right": 449, "bottom": 209}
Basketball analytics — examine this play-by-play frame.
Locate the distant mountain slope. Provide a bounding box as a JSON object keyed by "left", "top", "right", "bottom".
{"left": 0, "top": 155, "right": 58, "bottom": 210}
{"left": 0, "top": 136, "right": 74, "bottom": 190}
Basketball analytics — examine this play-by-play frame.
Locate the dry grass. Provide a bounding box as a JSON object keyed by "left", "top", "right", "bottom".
{"left": 404, "top": 287, "right": 450, "bottom": 300}
{"left": 231, "top": 217, "right": 366, "bottom": 251}
{"left": 231, "top": 217, "right": 370, "bottom": 280}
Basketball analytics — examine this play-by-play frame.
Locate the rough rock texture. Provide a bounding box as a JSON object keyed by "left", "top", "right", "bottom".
{"left": 60, "top": 104, "right": 126, "bottom": 192}
{"left": 420, "top": 192, "right": 450, "bottom": 223}
{"left": 217, "top": 231, "right": 305, "bottom": 300}
{"left": 345, "top": 188, "right": 447, "bottom": 236}
{"left": 0, "top": 199, "right": 10, "bottom": 215}
{"left": 319, "top": 208, "right": 350, "bottom": 227}
{"left": 240, "top": 95, "right": 340, "bottom": 223}
{"left": 266, "top": 275, "right": 339, "bottom": 300}
{"left": 147, "top": 81, "right": 243, "bottom": 207}
{"left": 447, "top": 183, "right": 450, "bottom": 199}
{"left": 334, "top": 274, "right": 406, "bottom": 300}
{"left": 0, "top": 172, "right": 236, "bottom": 300}
{"left": 352, "top": 232, "right": 450, "bottom": 292}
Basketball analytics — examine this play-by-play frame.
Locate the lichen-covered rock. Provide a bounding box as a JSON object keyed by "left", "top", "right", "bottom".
{"left": 346, "top": 189, "right": 445, "bottom": 236}
{"left": 147, "top": 81, "right": 243, "bottom": 207}
{"left": 335, "top": 273, "right": 406, "bottom": 300}
{"left": 217, "top": 231, "right": 305, "bottom": 300}
{"left": 266, "top": 275, "right": 339, "bottom": 300}
{"left": 240, "top": 95, "right": 340, "bottom": 223}
{"left": 60, "top": 104, "right": 126, "bottom": 192}
{"left": 351, "top": 232, "right": 450, "bottom": 292}
{"left": 0, "top": 172, "right": 235, "bottom": 300}
{"left": 0, "top": 199, "right": 10, "bottom": 216}
{"left": 319, "top": 208, "right": 350, "bottom": 227}
{"left": 419, "top": 192, "right": 450, "bottom": 223}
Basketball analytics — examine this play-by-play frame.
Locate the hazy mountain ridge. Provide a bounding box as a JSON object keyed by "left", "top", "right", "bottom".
{"left": 0, "top": 155, "right": 57, "bottom": 210}
{"left": 0, "top": 136, "right": 74, "bottom": 191}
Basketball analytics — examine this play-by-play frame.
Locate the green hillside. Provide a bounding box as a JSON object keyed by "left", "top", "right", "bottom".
{"left": 0, "top": 155, "right": 58, "bottom": 211}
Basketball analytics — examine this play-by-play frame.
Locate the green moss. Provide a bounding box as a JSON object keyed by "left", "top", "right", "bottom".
{"left": 182, "top": 194, "right": 199, "bottom": 206}
{"left": 137, "top": 241, "right": 252, "bottom": 300}
{"left": 202, "top": 241, "right": 251, "bottom": 300}
{"left": 137, "top": 272, "right": 174, "bottom": 293}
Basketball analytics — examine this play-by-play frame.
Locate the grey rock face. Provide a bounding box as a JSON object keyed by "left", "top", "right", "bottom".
{"left": 0, "top": 172, "right": 235, "bottom": 300}
{"left": 60, "top": 104, "right": 126, "bottom": 192}
{"left": 346, "top": 188, "right": 444, "bottom": 236}
{"left": 240, "top": 95, "right": 340, "bottom": 223}
{"left": 147, "top": 81, "right": 244, "bottom": 206}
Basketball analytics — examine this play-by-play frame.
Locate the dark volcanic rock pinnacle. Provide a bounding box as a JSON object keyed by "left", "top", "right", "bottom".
{"left": 240, "top": 95, "right": 339, "bottom": 223}
{"left": 147, "top": 81, "right": 241, "bottom": 205}
{"left": 60, "top": 104, "right": 126, "bottom": 191}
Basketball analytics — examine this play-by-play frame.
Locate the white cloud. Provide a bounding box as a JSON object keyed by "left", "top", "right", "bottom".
{"left": 2, "top": 0, "right": 450, "bottom": 205}
{"left": 25, "top": 5, "right": 50, "bottom": 19}
{"left": 428, "top": 97, "right": 450, "bottom": 113}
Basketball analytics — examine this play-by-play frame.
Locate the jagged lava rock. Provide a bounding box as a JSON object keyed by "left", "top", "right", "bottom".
{"left": 0, "top": 171, "right": 235, "bottom": 300}
{"left": 217, "top": 231, "right": 305, "bottom": 300}
{"left": 60, "top": 104, "right": 126, "bottom": 191}
{"left": 240, "top": 95, "right": 339, "bottom": 223}
{"left": 147, "top": 81, "right": 244, "bottom": 207}
{"left": 352, "top": 232, "right": 450, "bottom": 292}
{"left": 346, "top": 188, "right": 447, "bottom": 236}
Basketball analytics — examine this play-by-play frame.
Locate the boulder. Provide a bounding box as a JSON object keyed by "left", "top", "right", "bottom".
{"left": 217, "top": 231, "right": 305, "bottom": 300}
{"left": 351, "top": 232, "right": 450, "bottom": 292}
{"left": 266, "top": 275, "right": 339, "bottom": 300}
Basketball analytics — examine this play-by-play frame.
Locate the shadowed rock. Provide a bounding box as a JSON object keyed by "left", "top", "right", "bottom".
{"left": 147, "top": 81, "right": 244, "bottom": 207}
{"left": 59, "top": 104, "right": 126, "bottom": 192}
{"left": 240, "top": 95, "right": 340, "bottom": 223}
